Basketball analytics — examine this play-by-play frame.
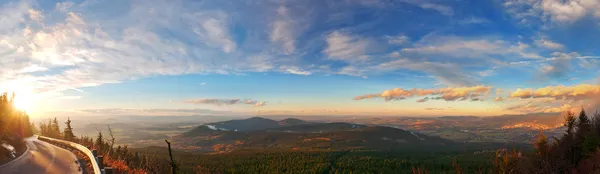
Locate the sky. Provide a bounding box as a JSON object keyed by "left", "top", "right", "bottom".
{"left": 0, "top": 0, "right": 599, "bottom": 118}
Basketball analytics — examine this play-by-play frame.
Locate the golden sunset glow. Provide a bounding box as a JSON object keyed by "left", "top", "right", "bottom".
{"left": 1, "top": 80, "right": 36, "bottom": 113}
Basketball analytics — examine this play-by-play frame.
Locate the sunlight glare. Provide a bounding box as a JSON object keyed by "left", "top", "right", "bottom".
{"left": 1, "top": 80, "right": 35, "bottom": 112}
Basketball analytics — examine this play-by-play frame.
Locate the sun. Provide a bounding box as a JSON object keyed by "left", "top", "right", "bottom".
{"left": 1, "top": 80, "right": 36, "bottom": 112}
{"left": 13, "top": 97, "right": 32, "bottom": 112}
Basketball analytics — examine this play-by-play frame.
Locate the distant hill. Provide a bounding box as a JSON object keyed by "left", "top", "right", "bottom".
{"left": 170, "top": 117, "right": 492, "bottom": 153}
{"left": 278, "top": 118, "right": 310, "bottom": 126}
{"left": 182, "top": 117, "right": 279, "bottom": 136}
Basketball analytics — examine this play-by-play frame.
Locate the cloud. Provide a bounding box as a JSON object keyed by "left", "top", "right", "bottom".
{"left": 280, "top": 66, "right": 311, "bottom": 75}
{"left": 494, "top": 97, "right": 505, "bottom": 101}
{"left": 386, "top": 34, "right": 410, "bottom": 44}
{"left": 55, "top": 1, "right": 74, "bottom": 12}
{"left": 388, "top": 51, "right": 401, "bottom": 58}
{"left": 535, "top": 38, "right": 564, "bottom": 50}
{"left": 355, "top": 85, "right": 492, "bottom": 102}
{"left": 323, "top": 31, "right": 372, "bottom": 62}
{"left": 184, "top": 98, "right": 267, "bottom": 107}
{"left": 459, "top": 17, "right": 490, "bottom": 24}
{"left": 417, "top": 97, "right": 430, "bottom": 103}
{"left": 508, "top": 84, "right": 600, "bottom": 101}
{"left": 200, "top": 82, "right": 207, "bottom": 86}
{"left": 402, "top": 36, "right": 541, "bottom": 59}
{"left": 195, "top": 16, "right": 237, "bottom": 53}
{"left": 504, "top": 0, "right": 600, "bottom": 23}
{"left": 538, "top": 59, "right": 571, "bottom": 79}
{"left": 373, "top": 59, "right": 478, "bottom": 86}
{"left": 537, "top": 52, "right": 579, "bottom": 79}
{"left": 425, "top": 108, "right": 444, "bottom": 111}
{"left": 270, "top": 5, "right": 296, "bottom": 54}
{"left": 74, "top": 108, "right": 242, "bottom": 116}
{"left": 505, "top": 102, "right": 574, "bottom": 114}
{"left": 0, "top": 0, "right": 314, "bottom": 96}
{"left": 419, "top": 3, "right": 454, "bottom": 16}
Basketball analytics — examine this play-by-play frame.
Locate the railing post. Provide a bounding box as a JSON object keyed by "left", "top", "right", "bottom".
{"left": 104, "top": 167, "right": 113, "bottom": 174}
{"left": 97, "top": 156, "right": 104, "bottom": 170}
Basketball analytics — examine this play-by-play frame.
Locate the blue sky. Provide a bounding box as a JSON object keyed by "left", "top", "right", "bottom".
{"left": 0, "top": 0, "right": 599, "bottom": 118}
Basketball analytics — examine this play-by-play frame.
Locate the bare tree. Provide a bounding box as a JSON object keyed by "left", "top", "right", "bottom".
{"left": 105, "top": 125, "right": 116, "bottom": 156}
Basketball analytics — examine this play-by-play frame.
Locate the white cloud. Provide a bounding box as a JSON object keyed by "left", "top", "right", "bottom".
{"left": 323, "top": 31, "right": 372, "bottom": 62}
{"left": 402, "top": 36, "right": 542, "bottom": 59}
{"left": 0, "top": 0, "right": 304, "bottom": 96}
{"left": 55, "top": 2, "right": 74, "bottom": 12}
{"left": 388, "top": 51, "right": 401, "bottom": 58}
{"left": 28, "top": 9, "right": 43, "bottom": 21}
{"left": 195, "top": 17, "right": 237, "bottom": 53}
{"left": 459, "top": 17, "right": 490, "bottom": 24}
{"left": 280, "top": 65, "right": 311, "bottom": 75}
{"left": 20, "top": 65, "right": 47, "bottom": 73}
{"left": 537, "top": 52, "right": 579, "bottom": 79}
{"left": 386, "top": 34, "right": 410, "bottom": 44}
{"left": 419, "top": 3, "right": 454, "bottom": 16}
{"left": 504, "top": 0, "right": 600, "bottom": 23}
{"left": 185, "top": 98, "right": 267, "bottom": 107}
{"left": 358, "top": 58, "right": 478, "bottom": 86}
{"left": 270, "top": 5, "right": 296, "bottom": 54}
{"left": 535, "top": 38, "right": 564, "bottom": 50}
{"left": 540, "top": 0, "right": 587, "bottom": 22}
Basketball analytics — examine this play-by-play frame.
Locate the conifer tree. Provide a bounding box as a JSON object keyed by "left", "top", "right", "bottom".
{"left": 95, "top": 131, "right": 104, "bottom": 151}
{"left": 63, "top": 117, "right": 76, "bottom": 141}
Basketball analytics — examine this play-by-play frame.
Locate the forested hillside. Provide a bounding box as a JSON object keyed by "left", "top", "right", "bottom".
{"left": 0, "top": 93, "right": 34, "bottom": 165}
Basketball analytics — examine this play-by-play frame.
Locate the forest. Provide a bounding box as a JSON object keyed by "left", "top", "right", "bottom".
{"left": 0, "top": 93, "right": 34, "bottom": 164}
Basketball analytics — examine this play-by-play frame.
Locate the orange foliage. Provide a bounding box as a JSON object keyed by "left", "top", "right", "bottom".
{"left": 104, "top": 156, "right": 148, "bottom": 174}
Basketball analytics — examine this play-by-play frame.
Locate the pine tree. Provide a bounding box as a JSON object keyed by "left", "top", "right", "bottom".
{"left": 577, "top": 108, "right": 591, "bottom": 137}
{"left": 95, "top": 131, "right": 104, "bottom": 152}
{"left": 593, "top": 111, "right": 600, "bottom": 137}
{"left": 63, "top": 117, "right": 76, "bottom": 141}
{"left": 564, "top": 111, "right": 577, "bottom": 139}
{"left": 51, "top": 117, "right": 61, "bottom": 138}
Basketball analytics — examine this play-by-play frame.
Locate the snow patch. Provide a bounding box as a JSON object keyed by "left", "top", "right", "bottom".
{"left": 205, "top": 125, "right": 229, "bottom": 131}
{"left": 382, "top": 137, "right": 407, "bottom": 143}
{"left": 409, "top": 131, "right": 425, "bottom": 140}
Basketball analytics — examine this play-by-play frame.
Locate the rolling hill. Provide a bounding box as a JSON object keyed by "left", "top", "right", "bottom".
{"left": 170, "top": 117, "right": 499, "bottom": 153}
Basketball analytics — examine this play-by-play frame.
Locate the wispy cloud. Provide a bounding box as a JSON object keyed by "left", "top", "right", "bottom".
{"left": 194, "top": 14, "right": 237, "bottom": 53}
{"left": 537, "top": 52, "right": 579, "bottom": 79}
{"left": 418, "top": 3, "right": 454, "bottom": 16}
{"left": 324, "top": 31, "right": 372, "bottom": 63}
{"left": 184, "top": 98, "right": 267, "bottom": 107}
{"left": 459, "top": 17, "right": 490, "bottom": 25}
{"left": 386, "top": 34, "right": 410, "bottom": 44}
{"left": 270, "top": 5, "right": 297, "bottom": 54}
{"left": 402, "top": 36, "right": 541, "bottom": 59}
{"left": 535, "top": 38, "right": 564, "bottom": 50}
